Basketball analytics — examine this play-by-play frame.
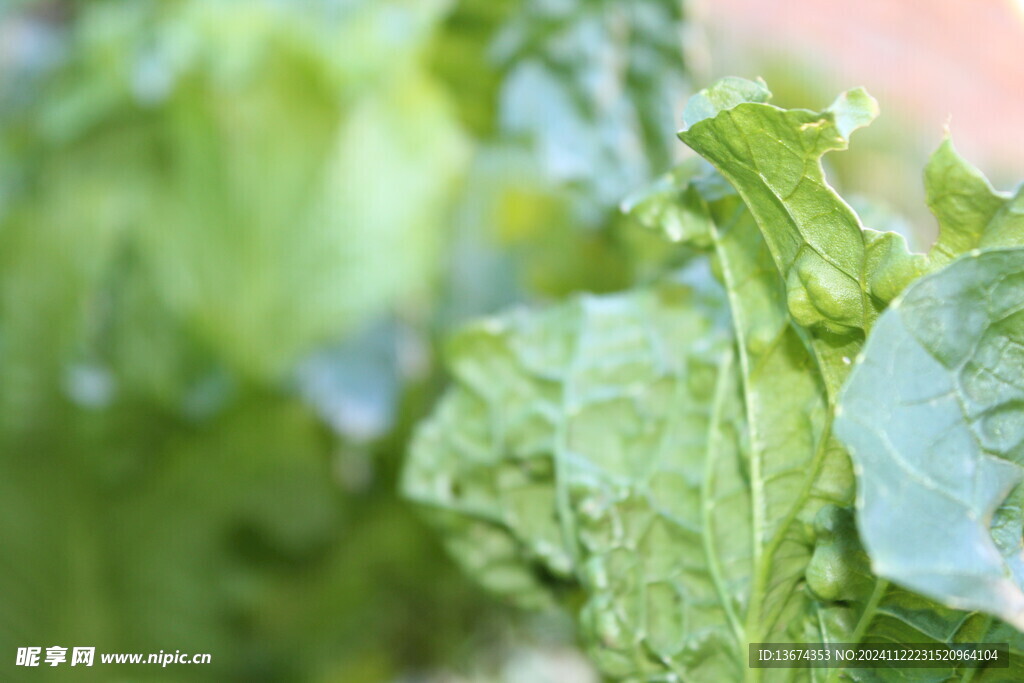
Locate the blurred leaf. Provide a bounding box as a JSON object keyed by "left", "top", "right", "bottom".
{"left": 434, "top": 0, "right": 692, "bottom": 306}
{"left": 440, "top": 0, "right": 688, "bottom": 194}
{"left": 0, "top": 2, "right": 709, "bottom": 680}
{"left": 2, "top": 0, "right": 469, "bottom": 391}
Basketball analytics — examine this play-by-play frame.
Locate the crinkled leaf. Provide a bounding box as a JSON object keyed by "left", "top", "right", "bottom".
{"left": 410, "top": 163, "right": 940, "bottom": 679}
{"left": 405, "top": 279, "right": 761, "bottom": 678}
{"left": 837, "top": 248, "right": 1024, "bottom": 631}
{"left": 631, "top": 161, "right": 857, "bottom": 645}
{"left": 677, "top": 78, "right": 1024, "bottom": 397}
{"left": 631, "top": 129, "right": 1024, "bottom": 678}
{"left": 657, "top": 167, "right": 994, "bottom": 678}
{"left": 680, "top": 81, "right": 1024, "bottom": 676}
{"left": 680, "top": 79, "right": 876, "bottom": 333}
{"left": 802, "top": 505, "right": 1024, "bottom": 682}
{"left": 678, "top": 78, "right": 927, "bottom": 395}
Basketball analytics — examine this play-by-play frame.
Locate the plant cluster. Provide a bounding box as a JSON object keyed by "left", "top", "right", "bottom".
{"left": 405, "top": 77, "right": 1024, "bottom": 681}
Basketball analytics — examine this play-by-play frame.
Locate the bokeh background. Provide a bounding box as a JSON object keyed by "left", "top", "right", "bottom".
{"left": 0, "top": 1, "right": 1021, "bottom": 681}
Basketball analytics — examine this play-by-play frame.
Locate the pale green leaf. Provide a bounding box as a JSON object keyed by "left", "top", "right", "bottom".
{"left": 404, "top": 280, "right": 751, "bottom": 679}
{"left": 836, "top": 248, "right": 1024, "bottom": 631}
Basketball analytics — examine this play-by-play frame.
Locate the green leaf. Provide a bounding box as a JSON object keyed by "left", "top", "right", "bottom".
{"left": 836, "top": 248, "right": 1024, "bottom": 631}
{"left": 678, "top": 78, "right": 927, "bottom": 397}
{"left": 404, "top": 280, "right": 751, "bottom": 678}
{"left": 700, "top": 180, "right": 856, "bottom": 647}
{"left": 925, "top": 136, "right": 1024, "bottom": 264}
{"left": 431, "top": 0, "right": 696, "bottom": 305}
{"left": 679, "top": 79, "right": 878, "bottom": 333}
{"left": 678, "top": 82, "right": 1024, "bottom": 676}
{"left": 802, "top": 505, "right": 1024, "bottom": 682}
{"left": 676, "top": 78, "right": 1024, "bottom": 677}
{"left": 411, "top": 163, "right": 1024, "bottom": 680}
{"left": 139, "top": 65, "right": 467, "bottom": 380}
{"left": 682, "top": 76, "right": 771, "bottom": 129}
{"left": 411, "top": 161, "right": 926, "bottom": 679}
{"left": 661, "top": 169, "right": 971, "bottom": 677}
{"left": 633, "top": 144, "right": 1024, "bottom": 678}
{"left": 488, "top": 0, "right": 691, "bottom": 206}
{"left": 620, "top": 159, "right": 715, "bottom": 248}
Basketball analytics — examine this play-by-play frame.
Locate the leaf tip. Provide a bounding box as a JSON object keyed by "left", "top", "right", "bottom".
{"left": 680, "top": 76, "right": 772, "bottom": 131}
{"left": 827, "top": 87, "right": 878, "bottom": 139}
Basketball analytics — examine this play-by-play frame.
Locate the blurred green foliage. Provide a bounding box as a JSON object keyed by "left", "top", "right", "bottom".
{"left": 0, "top": 0, "right": 690, "bottom": 680}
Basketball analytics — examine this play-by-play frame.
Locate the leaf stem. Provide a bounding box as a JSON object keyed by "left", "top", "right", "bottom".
{"left": 702, "top": 349, "right": 746, "bottom": 651}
